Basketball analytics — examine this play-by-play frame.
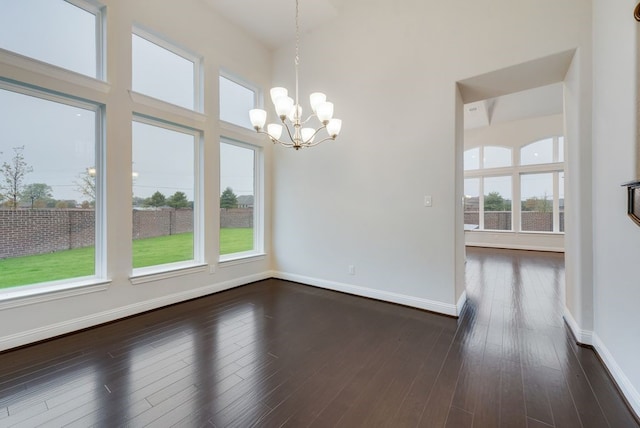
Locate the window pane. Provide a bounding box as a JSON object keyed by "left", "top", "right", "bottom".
{"left": 464, "top": 147, "right": 479, "bottom": 170}
{"left": 483, "top": 176, "right": 512, "bottom": 231}
{"left": 220, "top": 142, "right": 255, "bottom": 256}
{"left": 132, "top": 121, "right": 195, "bottom": 269}
{"left": 0, "top": 87, "right": 97, "bottom": 289}
{"left": 483, "top": 146, "right": 511, "bottom": 169}
{"left": 464, "top": 178, "right": 479, "bottom": 229}
{"left": 521, "top": 173, "right": 553, "bottom": 232}
{"left": 521, "top": 138, "right": 554, "bottom": 165}
{"left": 132, "top": 33, "right": 195, "bottom": 110}
{"left": 0, "top": 0, "right": 98, "bottom": 78}
{"left": 220, "top": 76, "right": 255, "bottom": 129}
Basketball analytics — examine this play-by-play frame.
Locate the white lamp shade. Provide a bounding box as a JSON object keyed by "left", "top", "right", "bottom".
{"left": 270, "top": 87, "right": 288, "bottom": 105}
{"left": 301, "top": 127, "right": 315, "bottom": 143}
{"left": 287, "top": 104, "right": 302, "bottom": 122}
{"left": 327, "top": 118, "right": 342, "bottom": 137}
{"left": 275, "top": 96, "right": 294, "bottom": 118}
{"left": 309, "top": 92, "right": 327, "bottom": 113}
{"left": 267, "top": 124, "right": 283, "bottom": 140}
{"left": 316, "top": 101, "right": 334, "bottom": 123}
{"left": 249, "top": 109, "right": 267, "bottom": 129}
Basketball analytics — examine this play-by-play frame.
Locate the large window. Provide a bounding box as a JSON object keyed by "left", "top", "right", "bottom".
{"left": 219, "top": 75, "right": 257, "bottom": 129}
{"left": 464, "top": 137, "right": 564, "bottom": 234}
{"left": 0, "top": 0, "right": 104, "bottom": 79}
{"left": 132, "top": 29, "right": 200, "bottom": 110}
{"left": 0, "top": 83, "right": 102, "bottom": 290}
{"left": 220, "top": 140, "right": 261, "bottom": 259}
{"left": 132, "top": 118, "right": 200, "bottom": 271}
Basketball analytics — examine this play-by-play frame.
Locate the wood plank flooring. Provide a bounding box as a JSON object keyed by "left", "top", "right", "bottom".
{"left": 0, "top": 247, "right": 638, "bottom": 427}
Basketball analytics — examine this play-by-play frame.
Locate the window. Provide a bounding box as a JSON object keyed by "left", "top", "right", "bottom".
{"left": 521, "top": 173, "right": 553, "bottom": 232}
{"left": 0, "top": 0, "right": 103, "bottom": 78}
{"left": 132, "top": 118, "right": 200, "bottom": 271}
{"left": 132, "top": 29, "right": 200, "bottom": 110}
{"left": 521, "top": 138, "right": 554, "bottom": 165}
{"left": 464, "top": 147, "right": 479, "bottom": 170}
{"left": 219, "top": 75, "right": 257, "bottom": 129}
{"left": 483, "top": 146, "right": 512, "bottom": 169}
{"left": 0, "top": 83, "right": 102, "bottom": 290}
{"left": 220, "top": 140, "right": 261, "bottom": 259}
{"left": 483, "top": 176, "right": 512, "bottom": 231}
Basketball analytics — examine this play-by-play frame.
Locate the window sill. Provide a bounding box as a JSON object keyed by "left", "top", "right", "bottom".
{"left": 466, "top": 229, "right": 565, "bottom": 235}
{"left": 0, "top": 277, "right": 111, "bottom": 310}
{"left": 129, "top": 91, "right": 206, "bottom": 123}
{"left": 218, "top": 252, "right": 266, "bottom": 268}
{"left": 130, "top": 262, "right": 208, "bottom": 285}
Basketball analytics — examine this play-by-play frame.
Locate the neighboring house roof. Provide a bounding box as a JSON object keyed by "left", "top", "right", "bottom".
{"left": 237, "top": 195, "right": 254, "bottom": 206}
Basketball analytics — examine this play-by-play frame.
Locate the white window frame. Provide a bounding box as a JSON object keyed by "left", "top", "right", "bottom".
{"left": 131, "top": 26, "right": 203, "bottom": 112}
{"left": 0, "top": 80, "right": 108, "bottom": 303}
{"left": 219, "top": 138, "right": 264, "bottom": 263}
{"left": 130, "top": 115, "right": 205, "bottom": 282}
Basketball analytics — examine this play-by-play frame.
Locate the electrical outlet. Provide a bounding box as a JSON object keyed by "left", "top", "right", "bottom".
{"left": 424, "top": 195, "right": 432, "bottom": 207}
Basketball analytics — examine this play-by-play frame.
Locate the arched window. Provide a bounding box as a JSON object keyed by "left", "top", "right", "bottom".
{"left": 464, "top": 147, "right": 479, "bottom": 170}
{"left": 520, "top": 138, "right": 554, "bottom": 165}
{"left": 483, "top": 146, "right": 512, "bottom": 168}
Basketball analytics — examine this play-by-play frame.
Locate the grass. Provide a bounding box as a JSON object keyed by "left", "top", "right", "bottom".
{"left": 0, "top": 228, "right": 253, "bottom": 289}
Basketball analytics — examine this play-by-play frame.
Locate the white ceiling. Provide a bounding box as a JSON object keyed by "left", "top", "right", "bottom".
{"left": 202, "top": 0, "right": 346, "bottom": 49}
{"left": 203, "top": 0, "right": 565, "bottom": 129}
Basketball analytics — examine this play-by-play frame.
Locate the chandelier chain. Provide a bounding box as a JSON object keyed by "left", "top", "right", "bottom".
{"left": 294, "top": 0, "right": 300, "bottom": 112}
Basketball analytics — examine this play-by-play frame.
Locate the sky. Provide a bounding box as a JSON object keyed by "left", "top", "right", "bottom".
{"left": 0, "top": 0, "right": 255, "bottom": 203}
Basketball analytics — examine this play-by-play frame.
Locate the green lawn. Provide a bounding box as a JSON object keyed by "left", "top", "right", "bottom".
{"left": 0, "top": 228, "right": 253, "bottom": 289}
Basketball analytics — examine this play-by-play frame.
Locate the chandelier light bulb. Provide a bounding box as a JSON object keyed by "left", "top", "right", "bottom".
{"left": 270, "top": 87, "right": 288, "bottom": 105}
{"left": 267, "top": 123, "right": 283, "bottom": 140}
{"left": 316, "top": 101, "right": 334, "bottom": 124}
{"left": 309, "top": 92, "right": 327, "bottom": 113}
{"left": 249, "top": 109, "right": 267, "bottom": 130}
{"left": 275, "top": 96, "right": 295, "bottom": 118}
{"left": 327, "top": 118, "right": 342, "bottom": 138}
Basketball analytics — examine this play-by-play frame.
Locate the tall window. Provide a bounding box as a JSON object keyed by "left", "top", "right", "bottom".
{"left": 520, "top": 137, "right": 554, "bottom": 165}
{"left": 0, "top": 83, "right": 101, "bottom": 290}
{"left": 220, "top": 141, "right": 261, "bottom": 259}
{"left": 0, "top": 0, "right": 104, "bottom": 79}
{"left": 483, "top": 176, "right": 512, "bottom": 231}
{"left": 132, "top": 29, "right": 200, "bottom": 111}
{"left": 132, "top": 119, "right": 199, "bottom": 271}
{"left": 219, "top": 75, "right": 257, "bottom": 129}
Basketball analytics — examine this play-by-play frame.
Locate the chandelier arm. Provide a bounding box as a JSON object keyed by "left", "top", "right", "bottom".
{"left": 301, "top": 114, "right": 317, "bottom": 125}
{"left": 281, "top": 120, "right": 297, "bottom": 143}
{"left": 305, "top": 136, "right": 337, "bottom": 147}
{"left": 303, "top": 125, "right": 326, "bottom": 144}
{"left": 255, "top": 129, "right": 294, "bottom": 147}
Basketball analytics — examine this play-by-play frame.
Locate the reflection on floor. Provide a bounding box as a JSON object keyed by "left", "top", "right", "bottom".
{"left": 0, "top": 247, "right": 637, "bottom": 427}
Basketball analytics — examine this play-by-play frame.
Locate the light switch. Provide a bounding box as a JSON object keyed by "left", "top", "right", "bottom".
{"left": 424, "top": 195, "right": 432, "bottom": 207}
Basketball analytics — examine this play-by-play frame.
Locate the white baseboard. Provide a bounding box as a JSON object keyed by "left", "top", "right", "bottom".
{"left": 456, "top": 291, "right": 467, "bottom": 316}
{"left": 593, "top": 334, "right": 640, "bottom": 419}
{"left": 274, "top": 271, "right": 459, "bottom": 316}
{"left": 0, "top": 271, "right": 272, "bottom": 352}
{"left": 563, "top": 306, "right": 594, "bottom": 345}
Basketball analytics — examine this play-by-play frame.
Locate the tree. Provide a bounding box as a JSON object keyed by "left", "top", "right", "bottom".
{"left": 167, "top": 191, "right": 189, "bottom": 209}
{"left": 220, "top": 187, "right": 238, "bottom": 209}
{"left": 522, "top": 193, "right": 551, "bottom": 213}
{"left": 0, "top": 146, "right": 33, "bottom": 210}
{"left": 22, "top": 183, "right": 53, "bottom": 209}
{"left": 144, "top": 191, "right": 166, "bottom": 207}
{"left": 484, "top": 191, "right": 507, "bottom": 211}
{"left": 75, "top": 167, "right": 96, "bottom": 205}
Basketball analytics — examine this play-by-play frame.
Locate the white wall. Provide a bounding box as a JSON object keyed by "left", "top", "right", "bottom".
{"left": 591, "top": 0, "right": 640, "bottom": 416}
{"left": 464, "top": 114, "right": 565, "bottom": 252}
{"left": 271, "top": 0, "right": 592, "bottom": 316}
{"left": 0, "top": 0, "right": 274, "bottom": 351}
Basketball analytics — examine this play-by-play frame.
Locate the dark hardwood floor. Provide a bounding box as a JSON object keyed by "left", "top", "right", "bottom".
{"left": 0, "top": 248, "right": 638, "bottom": 427}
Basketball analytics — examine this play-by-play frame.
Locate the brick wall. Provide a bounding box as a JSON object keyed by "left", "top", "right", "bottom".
{"left": 464, "top": 211, "right": 565, "bottom": 232}
{"left": 0, "top": 208, "right": 254, "bottom": 259}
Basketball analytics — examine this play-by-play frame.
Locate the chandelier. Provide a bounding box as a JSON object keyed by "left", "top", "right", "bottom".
{"left": 249, "top": 0, "right": 342, "bottom": 150}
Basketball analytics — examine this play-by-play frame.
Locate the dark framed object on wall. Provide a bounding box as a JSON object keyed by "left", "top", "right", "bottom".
{"left": 622, "top": 180, "right": 640, "bottom": 226}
